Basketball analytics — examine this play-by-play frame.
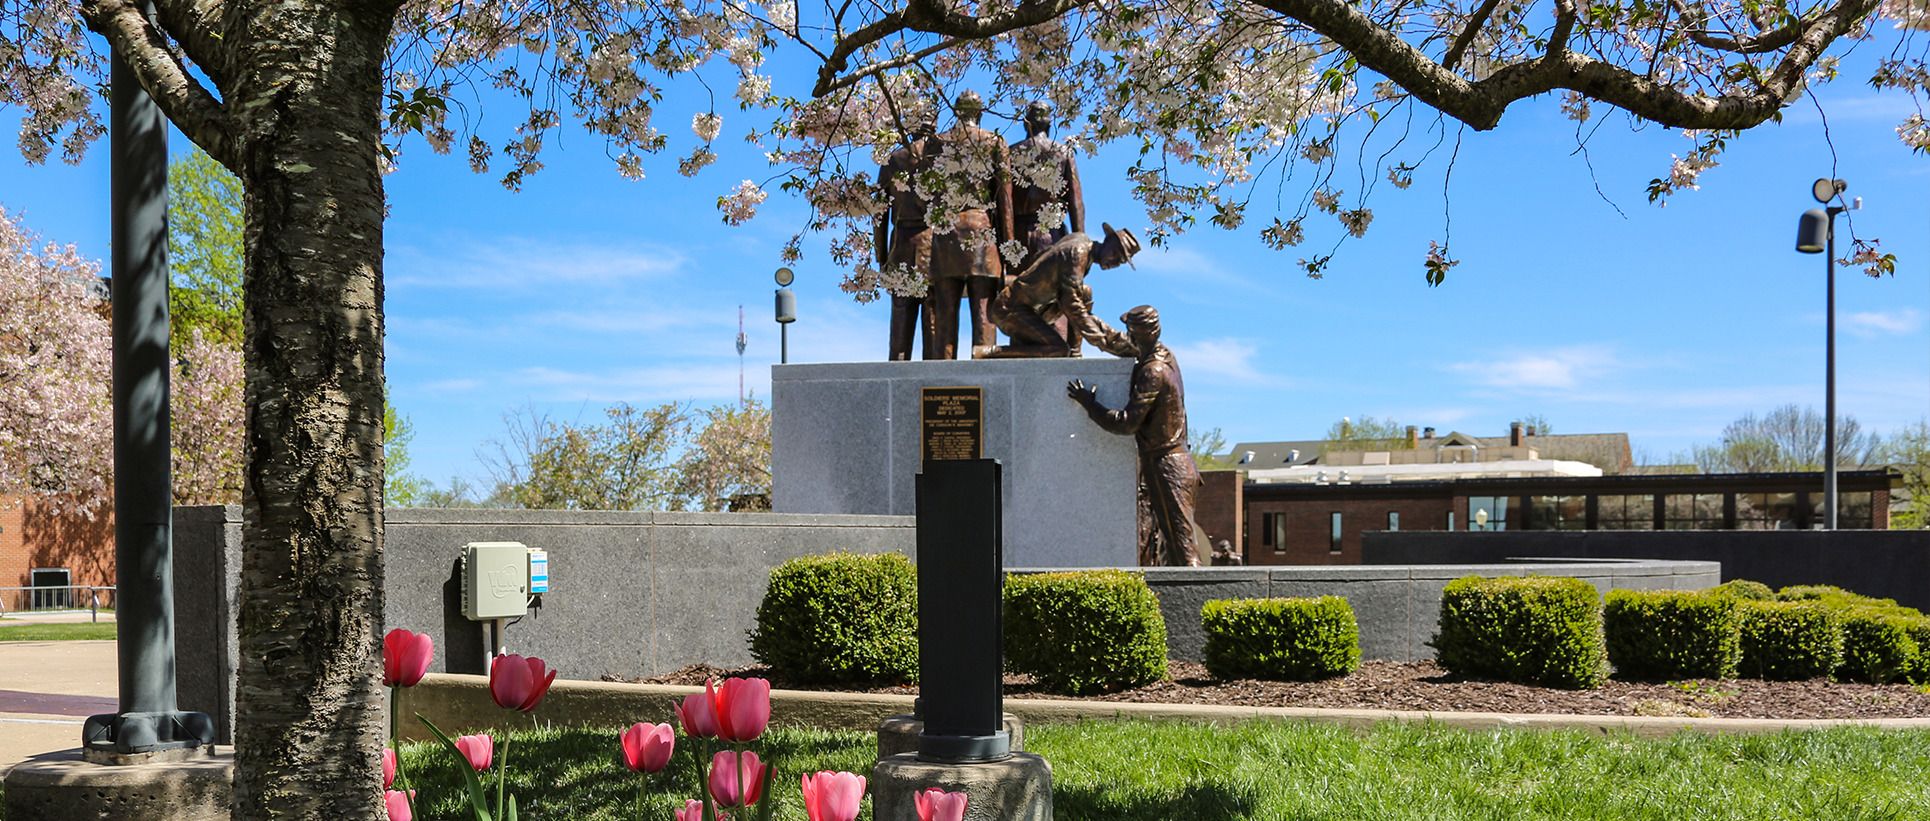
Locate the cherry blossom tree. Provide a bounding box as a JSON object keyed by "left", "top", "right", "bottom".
{"left": 172, "top": 329, "right": 245, "bottom": 505}
{"left": 0, "top": 208, "right": 113, "bottom": 516}
{"left": 3, "top": 0, "right": 1922, "bottom": 811}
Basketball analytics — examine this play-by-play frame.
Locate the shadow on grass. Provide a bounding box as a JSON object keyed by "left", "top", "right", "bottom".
{"left": 1054, "top": 779, "right": 1258, "bottom": 821}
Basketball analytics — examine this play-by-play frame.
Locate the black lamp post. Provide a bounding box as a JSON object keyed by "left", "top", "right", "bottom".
{"left": 1795, "top": 178, "right": 1856, "bottom": 530}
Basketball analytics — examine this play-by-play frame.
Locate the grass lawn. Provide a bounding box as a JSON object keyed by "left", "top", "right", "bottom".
{"left": 393, "top": 719, "right": 1930, "bottom": 820}
{"left": 0, "top": 621, "right": 116, "bottom": 641}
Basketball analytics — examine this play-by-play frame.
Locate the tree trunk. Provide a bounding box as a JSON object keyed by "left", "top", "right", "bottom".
{"left": 228, "top": 0, "right": 391, "bottom": 816}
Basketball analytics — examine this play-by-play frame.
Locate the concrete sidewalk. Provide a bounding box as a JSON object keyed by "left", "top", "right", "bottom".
{"left": 0, "top": 640, "right": 115, "bottom": 776}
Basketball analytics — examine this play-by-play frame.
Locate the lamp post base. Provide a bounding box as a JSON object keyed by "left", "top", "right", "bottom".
{"left": 871, "top": 751, "right": 1053, "bottom": 821}
{"left": 3, "top": 745, "right": 233, "bottom": 821}
{"left": 81, "top": 710, "right": 218, "bottom": 758}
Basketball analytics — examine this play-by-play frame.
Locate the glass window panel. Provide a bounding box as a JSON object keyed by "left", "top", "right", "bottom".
{"left": 1387, "top": 511, "right": 1400, "bottom": 532}
{"left": 1330, "top": 512, "right": 1343, "bottom": 552}
{"left": 1469, "top": 496, "right": 1510, "bottom": 531}
{"left": 1839, "top": 492, "right": 1874, "bottom": 528}
{"left": 1597, "top": 494, "right": 1654, "bottom": 530}
{"left": 1737, "top": 492, "right": 1799, "bottom": 530}
{"left": 1665, "top": 493, "right": 1723, "bottom": 530}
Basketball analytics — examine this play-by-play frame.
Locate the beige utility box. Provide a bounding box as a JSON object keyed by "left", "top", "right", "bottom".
{"left": 461, "top": 541, "right": 532, "bottom": 620}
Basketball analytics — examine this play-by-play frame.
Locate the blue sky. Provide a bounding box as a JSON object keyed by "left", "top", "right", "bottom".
{"left": 1, "top": 37, "right": 1925, "bottom": 488}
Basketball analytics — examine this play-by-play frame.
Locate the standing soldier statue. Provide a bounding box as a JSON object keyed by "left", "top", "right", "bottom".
{"left": 1066, "top": 305, "right": 1203, "bottom": 567}
{"left": 1010, "top": 101, "right": 1085, "bottom": 260}
{"left": 875, "top": 109, "right": 937, "bottom": 361}
{"left": 1010, "top": 101, "right": 1087, "bottom": 354}
{"left": 924, "top": 90, "right": 1014, "bottom": 359}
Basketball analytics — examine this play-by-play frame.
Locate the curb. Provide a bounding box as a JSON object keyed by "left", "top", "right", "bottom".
{"left": 400, "top": 674, "right": 1930, "bottom": 741}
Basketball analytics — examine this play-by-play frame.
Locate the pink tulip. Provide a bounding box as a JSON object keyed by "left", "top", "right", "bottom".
{"left": 383, "top": 629, "right": 433, "bottom": 687}
{"left": 801, "top": 770, "right": 867, "bottom": 821}
{"left": 384, "top": 789, "right": 416, "bottom": 821}
{"left": 621, "top": 722, "right": 676, "bottom": 773}
{"left": 382, "top": 748, "right": 396, "bottom": 789}
{"left": 489, "top": 654, "right": 559, "bottom": 712}
{"left": 708, "top": 749, "right": 767, "bottom": 808}
{"left": 710, "top": 677, "right": 771, "bottom": 742}
{"left": 674, "top": 798, "right": 706, "bottom": 821}
{"left": 914, "top": 788, "right": 968, "bottom": 821}
{"left": 677, "top": 690, "right": 719, "bottom": 738}
{"left": 455, "top": 734, "right": 494, "bottom": 772}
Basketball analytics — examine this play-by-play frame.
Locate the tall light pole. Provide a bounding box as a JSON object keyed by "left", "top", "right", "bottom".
{"left": 1795, "top": 178, "right": 1858, "bottom": 530}
{"left": 774, "top": 267, "right": 796, "bottom": 364}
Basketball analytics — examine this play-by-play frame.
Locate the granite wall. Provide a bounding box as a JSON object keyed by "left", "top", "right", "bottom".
{"left": 772, "top": 359, "right": 1140, "bottom": 567}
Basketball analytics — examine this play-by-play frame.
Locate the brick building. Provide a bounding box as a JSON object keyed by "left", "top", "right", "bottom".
{"left": 0, "top": 496, "right": 115, "bottom": 606}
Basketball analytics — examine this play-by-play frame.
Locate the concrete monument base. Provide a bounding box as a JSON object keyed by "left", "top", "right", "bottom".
{"left": 877, "top": 713, "right": 1025, "bottom": 759}
{"left": 3, "top": 746, "right": 233, "bottom": 820}
{"left": 871, "top": 751, "right": 1053, "bottom": 821}
{"left": 772, "top": 358, "right": 1139, "bottom": 567}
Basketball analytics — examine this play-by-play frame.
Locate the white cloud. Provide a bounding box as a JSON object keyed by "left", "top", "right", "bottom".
{"left": 1449, "top": 345, "right": 1619, "bottom": 392}
{"left": 1847, "top": 308, "right": 1923, "bottom": 338}
{"left": 388, "top": 236, "right": 686, "bottom": 290}
{"left": 1170, "top": 337, "right": 1277, "bottom": 385}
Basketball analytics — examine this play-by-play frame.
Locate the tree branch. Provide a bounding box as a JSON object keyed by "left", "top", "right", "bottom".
{"left": 1441, "top": 0, "right": 1504, "bottom": 72}
{"left": 80, "top": 0, "right": 238, "bottom": 168}
{"left": 149, "top": 0, "right": 232, "bottom": 91}
{"left": 818, "top": 36, "right": 963, "bottom": 95}
{"left": 1670, "top": 0, "right": 1821, "bottom": 54}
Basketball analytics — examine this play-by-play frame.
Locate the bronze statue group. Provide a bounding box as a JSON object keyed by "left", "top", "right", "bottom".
{"left": 874, "top": 91, "right": 1202, "bottom": 567}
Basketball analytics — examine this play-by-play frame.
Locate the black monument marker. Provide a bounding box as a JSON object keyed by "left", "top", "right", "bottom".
{"left": 915, "top": 457, "right": 1010, "bottom": 763}
{"left": 920, "top": 386, "right": 983, "bottom": 466}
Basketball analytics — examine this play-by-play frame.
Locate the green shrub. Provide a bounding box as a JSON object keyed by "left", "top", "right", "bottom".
{"left": 1737, "top": 600, "right": 1841, "bottom": 680}
{"left": 1432, "top": 576, "right": 1607, "bottom": 689}
{"left": 1775, "top": 586, "right": 1920, "bottom": 617}
{"left": 1201, "top": 597, "right": 1361, "bottom": 681}
{"left": 749, "top": 552, "right": 918, "bottom": 684}
{"left": 1604, "top": 590, "right": 1741, "bottom": 681}
{"left": 1707, "top": 579, "right": 1775, "bottom": 601}
{"left": 1837, "top": 609, "right": 1923, "bottom": 685}
{"left": 1004, "top": 570, "right": 1168, "bottom": 694}
{"left": 1775, "top": 584, "right": 1851, "bottom": 602}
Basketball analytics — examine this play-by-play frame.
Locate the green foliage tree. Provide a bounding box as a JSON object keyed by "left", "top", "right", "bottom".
{"left": 486, "top": 402, "right": 692, "bottom": 510}
{"left": 383, "top": 405, "right": 426, "bottom": 507}
{"left": 1322, "top": 415, "right": 1412, "bottom": 452}
{"left": 1514, "top": 413, "right": 1554, "bottom": 436}
{"left": 1692, "top": 404, "right": 1885, "bottom": 473}
{"left": 673, "top": 399, "right": 772, "bottom": 511}
{"left": 1190, "top": 425, "right": 1232, "bottom": 470}
{"left": 166, "top": 149, "right": 244, "bottom": 350}
{"left": 1883, "top": 419, "right": 1929, "bottom": 529}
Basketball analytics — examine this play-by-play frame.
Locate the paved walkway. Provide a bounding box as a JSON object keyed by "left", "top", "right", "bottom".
{"left": 0, "top": 640, "right": 115, "bottom": 775}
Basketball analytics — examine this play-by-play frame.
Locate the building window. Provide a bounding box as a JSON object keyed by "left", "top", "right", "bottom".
{"left": 1813, "top": 492, "right": 1875, "bottom": 529}
{"left": 1737, "top": 492, "right": 1800, "bottom": 530}
{"left": 1664, "top": 493, "right": 1724, "bottom": 530}
{"left": 1468, "top": 496, "right": 1510, "bottom": 531}
{"left": 1261, "top": 512, "right": 1286, "bottom": 551}
{"left": 1597, "top": 494, "right": 1656, "bottom": 530}
{"left": 1330, "top": 512, "right": 1343, "bottom": 553}
{"left": 1446, "top": 511, "right": 1455, "bottom": 531}
{"left": 1525, "top": 495, "right": 1587, "bottom": 531}
{"left": 1387, "top": 511, "right": 1400, "bottom": 532}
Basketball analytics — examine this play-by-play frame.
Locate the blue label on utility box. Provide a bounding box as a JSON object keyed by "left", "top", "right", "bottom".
{"left": 528, "top": 550, "right": 550, "bottom": 594}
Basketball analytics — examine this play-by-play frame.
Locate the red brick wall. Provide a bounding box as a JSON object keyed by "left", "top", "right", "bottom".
{"left": 1244, "top": 494, "right": 1452, "bottom": 565}
{"left": 0, "top": 496, "right": 115, "bottom": 590}
{"left": 1195, "top": 470, "right": 1244, "bottom": 560}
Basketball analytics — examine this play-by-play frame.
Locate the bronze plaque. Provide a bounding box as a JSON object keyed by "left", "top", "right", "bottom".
{"left": 921, "top": 386, "right": 983, "bottom": 465}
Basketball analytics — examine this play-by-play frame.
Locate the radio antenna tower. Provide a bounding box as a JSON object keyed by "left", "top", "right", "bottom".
{"left": 735, "top": 305, "right": 748, "bottom": 406}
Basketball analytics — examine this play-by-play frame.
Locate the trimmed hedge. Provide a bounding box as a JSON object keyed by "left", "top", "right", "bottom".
{"left": 1604, "top": 590, "right": 1741, "bottom": 681}
{"left": 1433, "top": 576, "right": 1608, "bottom": 689}
{"left": 1201, "top": 597, "right": 1360, "bottom": 681}
{"left": 1708, "top": 579, "right": 1775, "bottom": 601}
{"left": 1837, "top": 609, "right": 1923, "bottom": 685}
{"left": 1737, "top": 600, "right": 1842, "bottom": 681}
{"left": 748, "top": 552, "right": 918, "bottom": 684}
{"left": 1004, "top": 570, "right": 1168, "bottom": 694}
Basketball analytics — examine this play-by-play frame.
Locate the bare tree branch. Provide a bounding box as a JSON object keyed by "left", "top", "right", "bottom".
{"left": 149, "top": 0, "right": 233, "bottom": 91}
{"left": 1671, "top": 0, "right": 1822, "bottom": 54}
{"left": 79, "top": 0, "right": 238, "bottom": 168}
{"left": 1441, "top": 0, "right": 1504, "bottom": 72}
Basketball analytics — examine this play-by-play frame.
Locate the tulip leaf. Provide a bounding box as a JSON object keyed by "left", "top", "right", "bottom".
{"left": 755, "top": 763, "right": 777, "bottom": 821}
{"left": 506, "top": 794, "right": 519, "bottom": 821}
{"left": 420, "top": 714, "right": 496, "bottom": 821}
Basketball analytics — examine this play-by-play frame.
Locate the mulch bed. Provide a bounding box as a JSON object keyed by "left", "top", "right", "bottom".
{"left": 628, "top": 660, "right": 1930, "bottom": 720}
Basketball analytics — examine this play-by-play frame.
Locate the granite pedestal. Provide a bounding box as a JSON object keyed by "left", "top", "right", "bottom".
{"left": 871, "top": 752, "right": 1053, "bottom": 821}
{"left": 877, "top": 713, "right": 1025, "bottom": 759}
{"left": 772, "top": 359, "right": 1139, "bottom": 567}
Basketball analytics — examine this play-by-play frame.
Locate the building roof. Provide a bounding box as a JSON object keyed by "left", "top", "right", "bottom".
{"left": 1227, "top": 429, "right": 1635, "bottom": 474}
{"left": 1247, "top": 458, "right": 1605, "bottom": 485}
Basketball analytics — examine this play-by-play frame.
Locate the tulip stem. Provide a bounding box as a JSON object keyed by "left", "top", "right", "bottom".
{"left": 497, "top": 733, "right": 511, "bottom": 818}
{"left": 698, "top": 738, "right": 716, "bottom": 821}
{"left": 390, "top": 686, "right": 418, "bottom": 819}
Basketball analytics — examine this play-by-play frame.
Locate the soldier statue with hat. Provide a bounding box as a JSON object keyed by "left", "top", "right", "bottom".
{"left": 973, "top": 222, "right": 1141, "bottom": 359}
